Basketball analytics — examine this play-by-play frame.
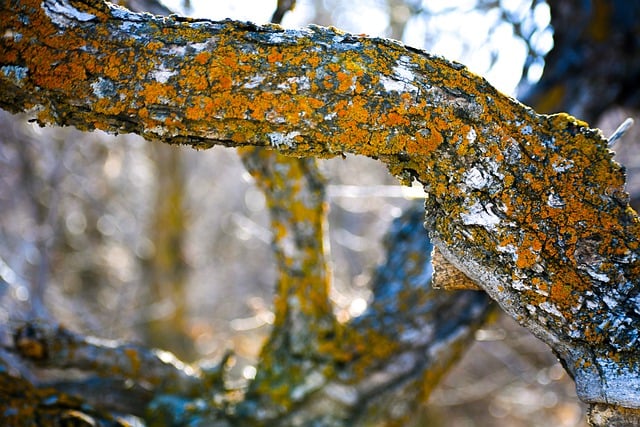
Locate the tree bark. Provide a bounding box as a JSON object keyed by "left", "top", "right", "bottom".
{"left": 2, "top": 0, "right": 640, "bottom": 418}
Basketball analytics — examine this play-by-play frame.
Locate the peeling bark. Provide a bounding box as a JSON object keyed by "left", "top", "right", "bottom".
{"left": 2, "top": 0, "right": 640, "bottom": 419}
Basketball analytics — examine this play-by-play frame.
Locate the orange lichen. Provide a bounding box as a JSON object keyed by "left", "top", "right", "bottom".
{"left": 336, "top": 71, "right": 353, "bottom": 92}
{"left": 307, "top": 56, "right": 320, "bottom": 67}
{"left": 383, "top": 111, "right": 408, "bottom": 127}
{"left": 3, "top": 0, "right": 640, "bottom": 372}
{"left": 218, "top": 75, "right": 232, "bottom": 90}
{"left": 194, "top": 51, "right": 210, "bottom": 65}
{"left": 515, "top": 246, "right": 537, "bottom": 269}
{"left": 267, "top": 50, "right": 284, "bottom": 64}
{"left": 181, "top": 65, "right": 209, "bottom": 91}
{"left": 185, "top": 104, "right": 204, "bottom": 121}
{"left": 142, "top": 81, "right": 175, "bottom": 104}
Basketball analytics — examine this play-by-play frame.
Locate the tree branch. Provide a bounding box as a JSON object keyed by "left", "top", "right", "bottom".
{"left": 13, "top": 322, "right": 208, "bottom": 396}
{"left": 2, "top": 0, "right": 640, "bottom": 410}
{"left": 6, "top": 204, "right": 492, "bottom": 426}
{"left": 239, "top": 147, "right": 339, "bottom": 420}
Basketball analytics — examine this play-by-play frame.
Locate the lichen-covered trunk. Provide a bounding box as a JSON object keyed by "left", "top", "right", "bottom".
{"left": 2, "top": 0, "right": 640, "bottom": 418}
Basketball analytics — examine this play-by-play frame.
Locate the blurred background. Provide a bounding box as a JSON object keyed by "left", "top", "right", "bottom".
{"left": 1, "top": 0, "right": 638, "bottom": 425}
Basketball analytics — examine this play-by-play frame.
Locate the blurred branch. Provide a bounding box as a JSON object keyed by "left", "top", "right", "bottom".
{"left": 1, "top": 348, "right": 139, "bottom": 426}
{"left": 12, "top": 322, "right": 207, "bottom": 396}
{"left": 141, "top": 144, "right": 193, "bottom": 360}
{"left": 13, "top": 136, "right": 68, "bottom": 320}
{"left": 345, "top": 205, "right": 493, "bottom": 425}
{"left": 519, "top": 0, "right": 640, "bottom": 122}
{"left": 271, "top": 0, "right": 296, "bottom": 24}
{"left": 238, "top": 147, "right": 339, "bottom": 422}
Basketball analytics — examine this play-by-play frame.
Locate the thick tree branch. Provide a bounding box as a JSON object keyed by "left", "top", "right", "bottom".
{"left": 2, "top": 0, "right": 640, "bottom": 411}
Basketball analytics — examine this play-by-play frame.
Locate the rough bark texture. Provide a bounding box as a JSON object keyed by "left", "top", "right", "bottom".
{"left": 588, "top": 403, "right": 640, "bottom": 427}
{"left": 3, "top": 205, "right": 493, "bottom": 426}
{"left": 517, "top": 2, "right": 640, "bottom": 422}
{"left": 1, "top": 0, "right": 640, "bottom": 423}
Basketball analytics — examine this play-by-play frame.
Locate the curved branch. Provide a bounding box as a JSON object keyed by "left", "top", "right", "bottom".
{"left": 0, "top": 347, "right": 144, "bottom": 426}
{"left": 2, "top": 0, "right": 640, "bottom": 410}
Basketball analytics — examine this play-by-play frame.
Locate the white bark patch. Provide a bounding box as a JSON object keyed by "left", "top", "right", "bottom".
{"left": 379, "top": 60, "right": 419, "bottom": 93}
{"left": 90, "top": 77, "right": 115, "bottom": 98}
{"left": 187, "top": 42, "right": 209, "bottom": 53}
{"left": 266, "top": 33, "right": 285, "bottom": 44}
{"left": 243, "top": 75, "right": 265, "bottom": 89}
{"left": 547, "top": 192, "right": 565, "bottom": 208}
{"left": 520, "top": 124, "right": 533, "bottom": 135}
{"left": 603, "top": 295, "right": 618, "bottom": 309}
{"left": 511, "top": 280, "right": 526, "bottom": 291}
{"left": 497, "top": 243, "right": 517, "bottom": 255}
{"left": 552, "top": 158, "right": 574, "bottom": 173}
{"left": 460, "top": 157, "right": 504, "bottom": 193}
{"left": 109, "top": 3, "right": 143, "bottom": 21}
{"left": 393, "top": 64, "right": 415, "bottom": 82}
{"left": 151, "top": 66, "right": 177, "bottom": 84}
{"left": 466, "top": 127, "right": 477, "bottom": 143}
{"left": 460, "top": 201, "right": 501, "bottom": 229}
{"left": 119, "top": 20, "right": 142, "bottom": 33}
{"left": 268, "top": 132, "right": 300, "bottom": 149}
{"left": 145, "top": 126, "right": 168, "bottom": 137}
{"left": 380, "top": 75, "right": 407, "bottom": 92}
{"left": 293, "top": 76, "right": 311, "bottom": 91}
{"left": 277, "top": 76, "right": 311, "bottom": 92}
{"left": 1, "top": 65, "right": 28, "bottom": 87}
{"left": 586, "top": 269, "right": 610, "bottom": 283}
{"left": 463, "top": 166, "right": 490, "bottom": 190}
{"left": 539, "top": 301, "right": 565, "bottom": 319}
{"left": 43, "top": 0, "right": 96, "bottom": 26}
